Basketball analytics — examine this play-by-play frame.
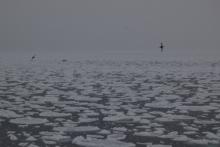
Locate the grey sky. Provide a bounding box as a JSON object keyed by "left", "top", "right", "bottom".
{"left": 1, "top": 0, "right": 220, "bottom": 60}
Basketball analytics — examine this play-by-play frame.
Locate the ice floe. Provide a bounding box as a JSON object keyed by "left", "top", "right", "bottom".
{"left": 65, "top": 126, "right": 100, "bottom": 133}
{"left": 107, "top": 133, "right": 126, "bottom": 140}
{"left": 0, "top": 109, "right": 22, "bottom": 118}
{"left": 39, "top": 111, "right": 71, "bottom": 118}
{"left": 1, "top": 60, "right": 220, "bottom": 147}
{"left": 10, "top": 117, "right": 48, "bottom": 125}
{"left": 145, "top": 101, "right": 175, "bottom": 109}
{"left": 177, "top": 105, "right": 218, "bottom": 112}
{"left": 216, "top": 114, "right": 220, "bottom": 119}
{"left": 26, "top": 136, "right": 37, "bottom": 142}
{"left": 8, "top": 134, "right": 18, "bottom": 141}
{"left": 72, "top": 136, "right": 135, "bottom": 147}
{"left": 147, "top": 145, "right": 172, "bottom": 147}
{"left": 42, "top": 134, "right": 71, "bottom": 143}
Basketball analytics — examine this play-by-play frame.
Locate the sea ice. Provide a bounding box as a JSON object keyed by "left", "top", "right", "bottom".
{"left": 0, "top": 109, "right": 22, "bottom": 118}
{"left": 66, "top": 126, "right": 100, "bottom": 133}
{"left": 98, "top": 129, "right": 111, "bottom": 135}
{"left": 147, "top": 145, "right": 172, "bottom": 147}
{"left": 103, "top": 115, "right": 134, "bottom": 122}
{"left": 145, "top": 101, "right": 174, "bottom": 109}
{"left": 177, "top": 105, "right": 218, "bottom": 112}
{"left": 42, "top": 134, "right": 71, "bottom": 143}
{"left": 72, "top": 136, "right": 135, "bottom": 147}
{"left": 10, "top": 117, "right": 48, "bottom": 125}
{"left": 107, "top": 133, "right": 126, "bottom": 140}
{"left": 216, "top": 114, "right": 220, "bottom": 119}
{"left": 28, "top": 144, "right": 39, "bottom": 147}
{"left": 173, "top": 135, "right": 190, "bottom": 142}
{"left": 188, "top": 139, "right": 209, "bottom": 145}
{"left": 26, "top": 136, "right": 37, "bottom": 142}
{"left": 8, "top": 134, "right": 18, "bottom": 141}
{"left": 39, "top": 111, "right": 71, "bottom": 118}
{"left": 134, "top": 131, "right": 162, "bottom": 138}
{"left": 204, "top": 132, "right": 220, "bottom": 140}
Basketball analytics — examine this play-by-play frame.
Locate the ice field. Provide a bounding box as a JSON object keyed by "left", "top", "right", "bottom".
{"left": 0, "top": 60, "right": 220, "bottom": 147}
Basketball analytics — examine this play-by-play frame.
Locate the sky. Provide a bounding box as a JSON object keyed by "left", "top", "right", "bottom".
{"left": 1, "top": 0, "right": 220, "bottom": 60}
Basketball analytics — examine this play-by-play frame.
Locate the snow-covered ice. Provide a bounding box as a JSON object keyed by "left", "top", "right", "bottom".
{"left": 72, "top": 136, "right": 135, "bottom": 147}
{"left": 39, "top": 111, "right": 72, "bottom": 118}
{"left": 10, "top": 117, "right": 48, "bottom": 125}
{"left": 0, "top": 109, "right": 22, "bottom": 118}
{"left": 65, "top": 126, "right": 100, "bottom": 133}
{"left": 0, "top": 60, "right": 220, "bottom": 147}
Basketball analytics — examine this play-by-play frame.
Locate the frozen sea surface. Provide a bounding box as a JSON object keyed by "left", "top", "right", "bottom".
{"left": 0, "top": 60, "right": 220, "bottom": 147}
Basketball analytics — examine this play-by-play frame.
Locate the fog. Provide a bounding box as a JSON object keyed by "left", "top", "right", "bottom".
{"left": 1, "top": 0, "right": 220, "bottom": 61}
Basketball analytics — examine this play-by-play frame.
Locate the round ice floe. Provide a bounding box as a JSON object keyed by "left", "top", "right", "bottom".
{"left": 141, "top": 114, "right": 155, "bottom": 119}
{"left": 39, "top": 111, "right": 71, "bottom": 118}
{"left": 165, "top": 114, "right": 195, "bottom": 121}
{"left": 216, "top": 114, "right": 220, "bottom": 119}
{"left": 187, "top": 139, "right": 209, "bottom": 145}
{"left": 160, "top": 131, "right": 178, "bottom": 139}
{"left": 32, "top": 96, "right": 59, "bottom": 103}
{"left": 63, "top": 107, "right": 81, "bottom": 113}
{"left": 139, "top": 119, "right": 151, "bottom": 124}
{"left": 78, "top": 117, "right": 98, "bottom": 123}
{"left": 66, "top": 126, "right": 100, "bottom": 133}
{"left": 145, "top": 101, "right": 174, "bottom": 109}
{"left": 107, "top": 133, "right": 126, "bottom": 140}
{"left": 147, "top": 144, "right": 172, "bottom": 147}
{"left": 28, "top": 144, "right": 39, "bottom": 147}
{"left": 177, "top": 105, "right": 218, "bottom": 112}
{"left": 87, "top": 134, "right": 104, "bottom": 139}
{"left": 43, "top": 140, "right": 56, "bottom": 145}
{"left": 204, "top": 132, "right": 220, "bottom": 140}
{"left": 183, "top": 131, "right": 197, "bottom": 135}
{"left": 155, "top": 114, "right": 195, "bottom": 123}
{"left": 184, "top": 126, "right": 198, "bottom": 131}
{"left": 98, "top": 129, "right": 111, "bottom": 135}
{"left": 72, "top": 136, "right": 135, "bottom": 147}
{"left": 82, "top": 111, "right": 99, "bottom": 117}
{"left": 103, "top": 115, "right": 134, "bottom": 122}
{"left": 53, "top": 126, "right": 72, "bottom": 132}
{"left": 155, "top": 117, "right": 175, "bottom": 123}
{"left": 10, "top": 117, "right": 48, "bottom": 125}
{"left": 112, "top": 127, "right": 127, "bottom": 132}
{"left": 74, "top": 97, "right": 102, "bottom": 102}
{"left": 0, "top": 109, "right": 22, "bottom": 118}
{"left": 134, "top": 132, "right": 161, "bottom": 138}
{"left": 42, "top": 134, "right": 71, "bottom": 143}
{"left": 156, "top": 95, "right": 181, "bottom": 101}
{"left": 26, "top": 136, "right": 37, "bottom": 142}
{"left": 8, "top": 134, "right": 18, "bottom": 141}
{"left": 173, "top": 135, "right": 190, "bottom": 142}
{"left": 194, "top": 119, "right": 220, "bottom": 125}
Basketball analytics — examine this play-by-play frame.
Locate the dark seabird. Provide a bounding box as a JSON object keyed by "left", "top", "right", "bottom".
{"left": 31, "top": 55, "right": 36, "bottom": 61}
{"left": 160, "top": 42, "right": 164, "bottom": 52}
{"left": 62, "top": 59, "right": 68, "bottom": 62}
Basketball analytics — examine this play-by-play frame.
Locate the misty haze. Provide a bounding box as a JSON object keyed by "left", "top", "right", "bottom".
{"left": 0, "top": 1, "right": 220, "bottom": 147}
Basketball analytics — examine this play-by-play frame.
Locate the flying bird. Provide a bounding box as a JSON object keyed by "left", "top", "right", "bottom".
{"left": 62, "top": 59, "right": 68, "bottom": 62}
{"left": 31, "top": 55, "right": 36, "bottom": 61}
{"left": 160, "top": 42, "right": 165, "bottom": 52}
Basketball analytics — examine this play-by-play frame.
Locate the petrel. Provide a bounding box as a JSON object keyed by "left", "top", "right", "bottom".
{"left": 31, "top": 55, "right": 36, "bottom": 61}
{"left": 160, "top": 42, "right": 164, "bottom": 52}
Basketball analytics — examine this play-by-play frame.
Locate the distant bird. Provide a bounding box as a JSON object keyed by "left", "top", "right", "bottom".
{"left": 31, "top": 55, "right": 36, "bottom": 61}
{"left": 62, "top": 59, "right": 68, "bottom": 62}
{"left": 160, "top": 42, "right": 165, "bottom": 52}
